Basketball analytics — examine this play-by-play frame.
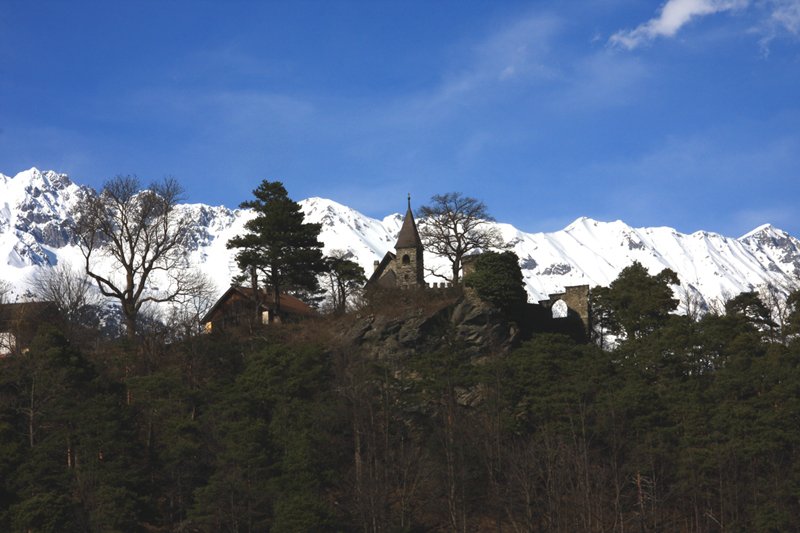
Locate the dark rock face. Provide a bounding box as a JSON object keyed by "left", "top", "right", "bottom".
{"left": 345, "top": 293, "right": 519, "bottom": 362}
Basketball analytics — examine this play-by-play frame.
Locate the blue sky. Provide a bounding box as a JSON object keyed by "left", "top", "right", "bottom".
{"left": 1, "top": 0, "right": 799, "bottom": 236}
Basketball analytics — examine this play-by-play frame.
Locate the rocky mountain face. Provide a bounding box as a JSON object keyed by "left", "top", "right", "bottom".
{"left": 1, "top": 168, "right": 799, "bottom": 314}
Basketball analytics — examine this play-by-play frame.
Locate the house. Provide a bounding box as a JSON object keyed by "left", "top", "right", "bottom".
{"left": 200, "top": 285, "right": 315, "bottom": 333}
{"left": 0, "top": 301, "right": 60, "bottom": 356}
{"left": 366, "top": 196, "right": 425, "bottom": 290}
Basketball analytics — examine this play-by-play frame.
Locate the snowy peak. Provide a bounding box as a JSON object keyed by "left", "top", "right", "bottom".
{"left": 299, "top": 197, "right": 402, "bottom": 262}
{"left": 0, "top": 168, "right": 86, "bottom": 271}
{"left": 739, "top": 223, "right": 777, "bottom": 240}
{"left": 737, "top": 223, "right": 800, "bottom": 279}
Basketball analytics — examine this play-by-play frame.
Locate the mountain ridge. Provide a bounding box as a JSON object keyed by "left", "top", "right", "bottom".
{"left": 1, "top": 167, "right": 798, "bottom": 313}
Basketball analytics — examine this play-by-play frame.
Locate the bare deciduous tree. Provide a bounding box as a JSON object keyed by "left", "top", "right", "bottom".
{"left": 164, "top": 272, "right": 218, "bottom": 339}
{"left": 757, "top": 281, "right": 800, "bottom": 340}
{"left": 419, "top": 192, "right": 505, "bottom": 284}
{"left": 28, "top": 262, "right": 100, "bottom": 333}
{"left": 677, "top": 285, "right": 706, "bottom": 321}
{"left": 0, "top": 279, "right": 10, "bottom": 303}
{"left": 322, "top": 250, "right": 366, "bottom": 314}
{"left": 74, "top": 176, "right": 202, "bottom": 339}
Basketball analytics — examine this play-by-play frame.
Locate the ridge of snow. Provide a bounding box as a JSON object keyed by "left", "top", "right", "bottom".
{"left": 1, "top": 169, "right": 799, "bottom": 317}
{"left": 739, "top": 223, "right": 776, "bottom": 240}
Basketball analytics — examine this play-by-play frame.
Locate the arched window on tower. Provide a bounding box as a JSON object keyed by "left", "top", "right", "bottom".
{"left": 402, "top": 254, "right": 410, "bottom": 265}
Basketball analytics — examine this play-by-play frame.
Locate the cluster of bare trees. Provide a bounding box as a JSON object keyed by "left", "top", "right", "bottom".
{"left": 0, "top": 279, "right": 10, "bottom": 303}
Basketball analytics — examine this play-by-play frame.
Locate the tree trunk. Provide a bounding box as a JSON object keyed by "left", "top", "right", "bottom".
{"left": 28, "top": 376, "right": 35, "bottom": 448}
{"left": 123, "top": 301, "right": 137, "bottom": 340}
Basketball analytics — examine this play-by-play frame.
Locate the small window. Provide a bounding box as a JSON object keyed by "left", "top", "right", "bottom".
{"left": 402, "top": 254, "right": 410, "bottom": 265}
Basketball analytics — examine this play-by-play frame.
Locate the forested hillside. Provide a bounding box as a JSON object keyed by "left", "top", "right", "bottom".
{"left": 2, "top": 265, "right": 800, "bottom": 532}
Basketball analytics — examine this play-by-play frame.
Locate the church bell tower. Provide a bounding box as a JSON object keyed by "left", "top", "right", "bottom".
{"left": 394, "top": 194, "right": 424, "bottom": 289}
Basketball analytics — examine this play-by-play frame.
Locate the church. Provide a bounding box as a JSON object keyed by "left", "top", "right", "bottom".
{"left": 366, "top": 196, "right": 426, "bottom": 290}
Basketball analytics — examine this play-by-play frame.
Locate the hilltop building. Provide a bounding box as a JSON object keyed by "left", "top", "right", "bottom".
{"left": 366, "top": 196, "right": 425, "bottom": 290}
{"left": 363, "top": 196, "right": 592, "bottom": 339}
{"left": 201, "top": 285, "right": 314, "bottom": 333}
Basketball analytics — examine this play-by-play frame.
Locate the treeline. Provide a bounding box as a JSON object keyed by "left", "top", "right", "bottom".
{"left": 2, "top": 271, "right": 800, "bottom": 532}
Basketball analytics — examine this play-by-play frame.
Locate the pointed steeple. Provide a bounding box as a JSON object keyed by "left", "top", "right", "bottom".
{"left": 395, "top": 193, "right": 422, "bottom": 249}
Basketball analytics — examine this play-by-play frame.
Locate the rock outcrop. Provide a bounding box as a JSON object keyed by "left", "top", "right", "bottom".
{"left": 344, "top": 292, "right": 519, "bottom": 362}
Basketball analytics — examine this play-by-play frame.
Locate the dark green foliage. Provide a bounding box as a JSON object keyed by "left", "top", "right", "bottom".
{"left": 3, "top": 262, "right": 800, "bottom": 532}
{"left": 464, "top": 250, "right": 527, "bottom": 309}
{"left": 227, "top": 180, "right": 326, "bottom": 312}
{"left": 188, "top": 341, "right": 338, "bottom": 532}
{"left": 787, "top": 288, "right": 800, "bottom": 336}
{"left": 591, "top": 261, "right": 679, "bottom": 340}
{"left": 0, "top": 328, "right": 146, "bottom": 532}
{"left": 725, "top": 290, "right": 777, "bottom": 339}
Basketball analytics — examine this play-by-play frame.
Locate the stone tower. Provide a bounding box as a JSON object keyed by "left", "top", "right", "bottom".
{"left": 394, "top": 195, "right": 425, "bottom": 289}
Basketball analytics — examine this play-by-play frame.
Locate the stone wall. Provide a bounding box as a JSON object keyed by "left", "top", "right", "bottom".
{"left": 394, "top": 244, "right": 424, "bottom": 289}
{"left": 538, "top": 284, "right": 591, "bottom": 334}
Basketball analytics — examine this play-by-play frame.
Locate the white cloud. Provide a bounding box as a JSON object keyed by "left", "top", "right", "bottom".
{"left": 757, "top": 0, "right": 800, "bottom": 54}
{"left": 770, "top": 0, "right": 800, "bottom": 33}
{"left": 610, "top": 0, "right": 749, "bottom": 49}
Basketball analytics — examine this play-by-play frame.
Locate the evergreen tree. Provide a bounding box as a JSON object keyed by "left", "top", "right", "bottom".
{"left": 227, "top": 180, "right": 325, "bottom": 314}
{"left": 725, "top": 291, "right": 777, "bottom": 339}
{"left": 595, "top": 261, "right": 679, "bottom": 341}
{"left": 0, "top": 329, "right": 146, "bottom": 532}
{"left": 464, "top": 251, "right": 527, "bottom": 310}
{"left": 783, "top": 288, "right": 800, "bottom": 337}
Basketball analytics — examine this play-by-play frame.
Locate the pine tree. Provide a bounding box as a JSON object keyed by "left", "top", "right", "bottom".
{"left": 463, "top": 251, "right": 527, "bottom": 310}
{"left": 596, "top": 261, "right": 679, "bottom": 341}
{"left": 227, "top": 180, "right": 325, "bottom": 314}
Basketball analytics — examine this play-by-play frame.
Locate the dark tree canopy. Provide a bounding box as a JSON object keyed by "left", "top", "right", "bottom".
{"left": 464, "top": 250, "right": 527, "bottom": 309}
{"left": 725, "top": 290, "right": 778, "bottom": 339}
{"left": 74, "top": 176, "right": 201, "bottom": 339}
{"left": 227, "top": 180, "right": 325, "bottom": 313}
{"left": 419, "top": 192, "right": 505, "bottom": 283}
{"left": 592, "top": 261, "right": 680, "bottom": 340}
{"left": 3, "top": 273, "right": 800, "bottom": 531}
{"left": 787, "top": 288, "right": 800, "bottom": 336}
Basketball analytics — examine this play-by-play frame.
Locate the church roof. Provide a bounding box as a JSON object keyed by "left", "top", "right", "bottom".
{"left": 395, "top": 196, "right": 422, "bottom": 249}
{"left": 366, "top": 251, "right": 396, "bottom": 286}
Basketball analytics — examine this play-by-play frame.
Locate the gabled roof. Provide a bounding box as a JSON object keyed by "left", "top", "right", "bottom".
{"left": 366, "top": 251, "right": 396, "bottom": 286}
{"left": 395, "top": 196, "right": 422, "bottom": 249}
{"left": 200, "top": 286, "right": 314, "bottom": 324}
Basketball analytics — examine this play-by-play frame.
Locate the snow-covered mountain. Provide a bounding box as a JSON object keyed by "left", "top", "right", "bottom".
{"left": 2, "top": 168, "right": 799, "bottom": 314}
